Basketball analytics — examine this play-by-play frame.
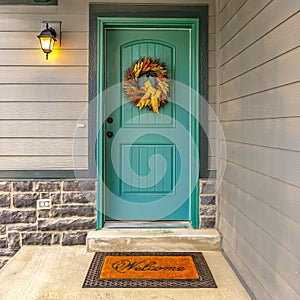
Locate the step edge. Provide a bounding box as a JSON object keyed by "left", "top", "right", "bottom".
{"left": 86, "top": 229, "right": 221, "bottom": 252}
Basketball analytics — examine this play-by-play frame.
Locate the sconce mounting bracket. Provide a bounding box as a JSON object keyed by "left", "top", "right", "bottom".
{"left": 41, "top": 21, "right": 61, "bottom": 46}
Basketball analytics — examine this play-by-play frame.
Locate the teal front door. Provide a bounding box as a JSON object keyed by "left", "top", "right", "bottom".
{"left": 98, "top": 18, "right": 199, "bottom": 226}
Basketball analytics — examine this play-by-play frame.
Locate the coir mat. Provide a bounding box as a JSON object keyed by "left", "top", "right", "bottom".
{"left": 83, "top": 252, "right": 217, "bottom": 288}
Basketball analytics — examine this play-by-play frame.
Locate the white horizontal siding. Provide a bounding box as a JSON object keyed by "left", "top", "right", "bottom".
{"left": 221, "top": 185, "right": 300, "bottom": 294}
{"left": 219, "top": 0, "right": 247, "bottom": 29}
{"left": 224, "top": 141, "right": 300, "bottom": 188}
{"left": 208, "top": 156, "right": 216, "bottom": 170}
{"left": 208, "top": 68, "right": 217, "bottom": 87}
{"left": 208, "top": 16, "right": 216, "bottom": 33}
{"left": 0, "top": 32, "right": 88, "bottom": 49}
{"left": 220, "top": 46, "right": 300, "bottom": 101}
{"left": 208, "top": 121, "right": 217, "bottom": 138}
{"left": 0, "top": 5, "right": 57, "bottom": 14}
{"left": 208, "top": 34, "right": 216, "bottom": 50}
{"left": 223, "top": 161, "right": 300, "bottom": 224}
{"left": 0, "top": 138, "right": 87, "bottom": 156}
{"left": 207, "top": 4, "right": 217, "bottom": 173}
{"left": 220, "top": 82, "right": 300, "bottom": 119}
{"left": 0, "top": 0, "right": 217, "bottom": 172}
{"left": 222, "top": 118, "right": 300, "bottom": 151}
{"left": 220, "top": 12, "right": 300, "bottom": 83}
{"left": 0, "top": 50, "right": 88, "bottom": 65}
{"left": 220, "top": 0, "right": 272, "bottom": 47}
{"left": 208, "top": 51, "right": 216, "bottom": 67}
{"left": 0, "top": 156, "right": 87, "bottom": 170}
{"left": 208, "top": 86, "right": 216, "bottom": 103}
{"left": 219, "top": 181, "right": 300, "bottom": 259}
{"left": 0, "top": 0, "right": 88, "bottom": 172}
{"left": 221, "top": 237, "right": 273, "bottom": 300}
{"left": 0, "top": 67, "right": 88, "bottom": 84}
{"left": 0, "top": 102, "right": 87, "bottom": 120}
{"left": 220, "top": 0, "right": 300, "bottom": 65}
{"left": 208, "top": 103, "right": 217, "bottom": 120}
{"left": 217, "top": 0, "right": 300, "bottom": 298}
{"left": 0, "top": 14, "right": 88, "bottom": 32}
{"left": 219, "top": 204, "right": 299, "bottom": 299}
{"left": 218, "top": 0, "right": 230, "bottom": 13}
{"left": 59, "top": 0, "right": 218, "bottom": 15}
{"left": 0, "top": 121, "right": 87, "bottom": 138}
{"left": 208, "top": 138, "right": 217, "bottom": 157}
{"left": 0, "top": 85, "right": 87, "bottom": 102}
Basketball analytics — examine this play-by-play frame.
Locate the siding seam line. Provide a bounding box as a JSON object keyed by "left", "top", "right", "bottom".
{"left": 220, "top": 114, "right": 300, "bottom": 122}
{"left": 219, "top": 80, "right": 300, "bottom": 103}
{"left": 220, "top": 158, "right": 300, "bottom": 191}
{"left": 219, "top": 0, "right": 231, "bottom": 14}
{"left": 219, "top": 0, "right": 247, "bottom": 31}
{"left": 219, "top": 0, "right": 273, "bottom": 48}
{"left": 219, "top": 183, "right": 300, "bottom": 258}
{"left": 221, "top": 238, "right": 263, "bottom": 300}
{"left": 220, "top": 45, "right": 300, "bottom": 85}
{"left": 221, "top": 225, "right": 275, "bottom": 300}
{"left": 219, "top": 9, "right": 300, "bottom": 67}
{"left": 220, "top": 140, "right": 300, "bottom": 154}
{"left": 219, "top": 203, "right": 300, "bottom": 295}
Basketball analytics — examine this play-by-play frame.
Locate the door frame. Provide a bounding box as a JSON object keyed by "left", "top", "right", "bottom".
{"left": 89, "top": 4, "right": 208, "bottom": 230}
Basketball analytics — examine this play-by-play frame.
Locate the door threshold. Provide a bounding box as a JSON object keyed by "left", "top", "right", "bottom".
{"left": 103, "top": 221, "right": 192, "bottom": 229}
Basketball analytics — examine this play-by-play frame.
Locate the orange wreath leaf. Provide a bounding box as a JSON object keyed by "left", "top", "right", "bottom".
{"left": 123, "top": 57, "right": 169, "bottom": 113}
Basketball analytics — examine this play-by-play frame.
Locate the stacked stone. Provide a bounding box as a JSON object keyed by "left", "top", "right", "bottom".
{"left": 0, "top": 180, "right": 96, "bottom": 270}
{"left": 0, "top": 178, "right": 218, "bottom": 269}
{"left": 199, "top": 179, "right": 217, "bottom": 228}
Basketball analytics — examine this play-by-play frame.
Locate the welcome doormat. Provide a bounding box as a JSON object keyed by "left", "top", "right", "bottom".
{"left": 83, "top": 252, "right": 217, "bottom": 288}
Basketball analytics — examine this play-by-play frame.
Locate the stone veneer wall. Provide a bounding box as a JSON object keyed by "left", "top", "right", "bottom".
{"left": 0, "top": 180, "right": 96, "bottom": 270}
{"left": 0, "top": 178, "right": 217, "bottom": 270}
{"left": 199, "top": 179, "right": 217, "bottom": 228}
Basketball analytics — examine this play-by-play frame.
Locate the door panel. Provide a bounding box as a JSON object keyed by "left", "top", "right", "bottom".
{"left": 104, "top": 28, "right": 192, "bottom": 221}
{"left": 121, "top": 143, "right": 175, "bottom": 194}
{"left": 121, "top": 39, "right": 175, "bottom": 127}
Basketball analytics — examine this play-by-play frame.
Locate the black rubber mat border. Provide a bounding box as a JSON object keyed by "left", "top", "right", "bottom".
{"left": 83, "top": 252, "right": 217, "bottom": 288}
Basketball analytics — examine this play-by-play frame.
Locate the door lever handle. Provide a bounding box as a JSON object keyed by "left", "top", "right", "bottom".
{"left": 106, "top": 131, "right": 113, "bottom": 138}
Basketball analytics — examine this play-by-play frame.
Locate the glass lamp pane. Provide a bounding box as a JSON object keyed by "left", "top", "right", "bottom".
{"left": 40, "top": 37, "right": 55, "bottom": 53}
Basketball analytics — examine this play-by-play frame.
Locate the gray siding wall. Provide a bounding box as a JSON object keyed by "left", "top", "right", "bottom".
{"left": 0, "top": 0, "right": 217, "bottom": 173}
{"left": 0, "top": 2, "right": 88, "bottom": 170}
{"left": 217, "top": 0, "right": 300, "bottom": 299}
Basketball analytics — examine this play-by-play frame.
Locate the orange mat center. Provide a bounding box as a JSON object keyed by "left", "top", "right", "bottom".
{"left": 100, "top": 255, "right": 200, "bottom": 279}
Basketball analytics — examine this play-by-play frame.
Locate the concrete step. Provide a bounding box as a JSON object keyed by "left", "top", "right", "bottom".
{"left": 86, "top": 228, "right": 221, "bottom": 252}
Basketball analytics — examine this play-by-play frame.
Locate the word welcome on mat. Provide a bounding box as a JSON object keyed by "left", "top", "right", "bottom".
{"left": 83, "top": 252, "right": 217, "bottom": 288}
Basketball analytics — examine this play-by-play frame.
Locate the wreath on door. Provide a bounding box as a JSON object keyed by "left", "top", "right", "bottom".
{"left": 123, "top": 57, "right": 170, "bottom": 113}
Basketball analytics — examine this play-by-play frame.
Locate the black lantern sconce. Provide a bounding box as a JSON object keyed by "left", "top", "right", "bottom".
{"left": 37, "top": 21, "right": 61, "bottom": 60}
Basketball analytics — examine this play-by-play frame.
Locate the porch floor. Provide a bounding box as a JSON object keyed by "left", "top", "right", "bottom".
{"left": 0, "top": 246, "right": 250, "bottom": 300}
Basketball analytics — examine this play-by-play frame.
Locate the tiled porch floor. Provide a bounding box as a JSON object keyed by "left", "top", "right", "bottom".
{"left": 0, "top": 246, "right": 250, "bottom": 300}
